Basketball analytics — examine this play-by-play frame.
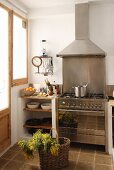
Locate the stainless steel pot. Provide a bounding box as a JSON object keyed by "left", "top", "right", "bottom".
{"left": 73, "top": 83, "right": 88, "bottom": 97}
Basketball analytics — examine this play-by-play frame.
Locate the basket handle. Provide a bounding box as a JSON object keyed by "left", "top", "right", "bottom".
{"left": 50, "top": 128, "right": 59, "bottom": 144}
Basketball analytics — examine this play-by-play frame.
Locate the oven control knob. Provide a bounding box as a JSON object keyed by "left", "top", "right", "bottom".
{"left": 91, "top": 104, "right": 94, "bottom": 107}
{"left": 86, "top": 105, "right": 89, "bottom": 108}
{"left": 62, "top": 101, "right": 65, "bottom": 105}
{"left": 79, "top": 103, "right": 82, "bottom": 108}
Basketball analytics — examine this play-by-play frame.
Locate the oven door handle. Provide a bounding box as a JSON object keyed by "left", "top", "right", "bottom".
{"left": 58, "top": 109, "right": 105, "bottom": 116}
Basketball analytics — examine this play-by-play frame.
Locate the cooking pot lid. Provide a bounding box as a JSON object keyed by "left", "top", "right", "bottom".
{"left": 75, "top": 83, "right": 88, "bottom": 87}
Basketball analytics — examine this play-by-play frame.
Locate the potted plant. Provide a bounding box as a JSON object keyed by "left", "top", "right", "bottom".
{"left": 18, "top": 129, "right": 70, "bottom": 170}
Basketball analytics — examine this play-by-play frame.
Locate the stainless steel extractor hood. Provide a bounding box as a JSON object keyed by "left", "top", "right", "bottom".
{"left": 57, "top": 3, "right": 105, "bottom": 57}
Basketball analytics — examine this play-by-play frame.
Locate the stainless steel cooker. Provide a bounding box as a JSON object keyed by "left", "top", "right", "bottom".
{"left": 57, "top": 93, "right": 107, "bottom": 146}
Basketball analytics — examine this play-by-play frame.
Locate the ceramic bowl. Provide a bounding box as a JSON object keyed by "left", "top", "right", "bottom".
{"left": 41, "top": 103, "right": 51, "bottom": 110}
{"left": 27, "top": 102, "right": 40, "bottom": 109}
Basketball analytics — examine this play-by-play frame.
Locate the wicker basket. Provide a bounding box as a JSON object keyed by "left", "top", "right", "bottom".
{"left": 20, "top": 89, "right": 36, "bottom": 97}
{"left": 39, "top": 137, "right": 70, "bottom": 170}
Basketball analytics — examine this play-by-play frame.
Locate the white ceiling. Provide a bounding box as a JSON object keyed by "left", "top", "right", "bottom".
{"left": 14, "top": 0, "right": 102, "bottom": 9}
{"left": 10, "top": 0, "right": 114, "bottom": 9}
{"left": 13, "top": 0, "right": 79, "bottom": 9}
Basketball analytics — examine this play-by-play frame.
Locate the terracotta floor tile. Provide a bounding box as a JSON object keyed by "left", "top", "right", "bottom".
{"left": 96, "top": 152, "right": 110, "bottom": 157}
{"left": 1, "top": 150, "right": 17, "bottom": 160}
{"left": 76, "top": 161, "right": 93, "bottom": 170}
{"left": 78, "top": 152, "right": 95, "bottom": 163}
{"left": 12, "top": 152, "right": 40, "bottom": 166}
{"left": 94, "top": 164, "right": 112, "bottom": 170}
{"left": 95, "top": 155, "right": 113, "bottom": 165}
{"left": 69, "top": 150, "right": 79, "bottom": 161}
{"left": 2, "top": 160, "right": 25, "bottom": 170}
{"left": 96, "top": 150, "right": 111, "bottom": 156}
{"left": 62, "top": 160, "right": 76, "bottom": 170}
{"left": 96, "top": 151, "right": 112, "bottom": 158}
{"left": 12, "top": 152, "right": 25, "bottom": 162}
{"left": 81, "top": 149, "right": 95, "bottom": 154}
{"left": 81, "top": 147, "right": 96, "bottom": 154}
{"left": 0, "top": 158, "right": 9, "bottom": 169}
{"left": 21, "top": 164, "right": 40, "bottom": 170}
{"left": 9, "top": 143, "right": 21, "bottom": 152}
{"left": 0, "top": 143, "right": 113, "bottom": 170}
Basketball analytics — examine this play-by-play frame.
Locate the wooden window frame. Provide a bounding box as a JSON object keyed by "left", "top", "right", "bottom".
{"left": 0, "top": 2, "right": 11, "bottom": 112}
{"left": 11, "top": 12, "right": 28, "bottom": 86}
{"left": 0, "top": 3, "right": 12, "bottom": 152}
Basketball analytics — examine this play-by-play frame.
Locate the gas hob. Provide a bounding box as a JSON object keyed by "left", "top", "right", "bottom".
{"left": 58, "top": 93, "right": 107, "bottom": 111}
{"left": 60, "top": 93, "right": 106, "bottom": 99}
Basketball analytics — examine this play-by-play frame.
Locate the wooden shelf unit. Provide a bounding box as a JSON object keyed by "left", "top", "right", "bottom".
{"left": 24, "top": 124, "right": 52, "bottom": 129}
{"left": 24, "top": 107, "right": 51, "bottom": 113}
{"left": 22, "top": 96, "right": 53, "bottom": 133}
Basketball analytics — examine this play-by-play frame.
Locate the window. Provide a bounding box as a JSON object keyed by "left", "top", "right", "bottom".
{"left": 0, "top": 4, "right": 11, "bottom": 153}
{"left": 0, "top": 3, "right": 28, "bottom": 153}
{"left": 12, "top": 13, "right": 28, "bottom": 86}
{"left": 0, "top": 6, "right": 9, "bottom": 110}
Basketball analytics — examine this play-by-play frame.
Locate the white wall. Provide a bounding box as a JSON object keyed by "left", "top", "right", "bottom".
{"left": 28, "top": 5, "right": 75, "bottom": 84}
{"left": 29, "top": 2, "right": 114, "bottom": 85}
{"left": 89, "top": 1, "right": 114, "bottom": 85}
{"left": 11, "top": 85, "right": 28, "bottom": 145}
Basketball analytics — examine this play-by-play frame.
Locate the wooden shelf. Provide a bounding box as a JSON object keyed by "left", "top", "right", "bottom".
{"left": 22, "top": 95, "right": 54, "bottom": 100}
{"left": 59, "top": 126, "right": 77, "bottom": 129}
{"left": 24, "top": 124, "right": 52, "bottom": 129}
{"left": 23, "top": 108, "right": 52, "bottom": 113}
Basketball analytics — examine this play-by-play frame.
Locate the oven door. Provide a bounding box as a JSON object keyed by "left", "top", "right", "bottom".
{"left": 57, "top": 109, "right": 105, "bottom": 145}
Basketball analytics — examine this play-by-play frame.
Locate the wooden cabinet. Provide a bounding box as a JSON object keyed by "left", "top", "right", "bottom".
{"left": 107, "top": 100, "right": 114, "bottom": 155}
{"left": 0, "top": 109, "right": 11, "bottom": 153}
{"left": 21, "top": 96, "right": 56, "bottom": 136}
{"left": 112, "top": 107, "right": 114, "bottom": 138}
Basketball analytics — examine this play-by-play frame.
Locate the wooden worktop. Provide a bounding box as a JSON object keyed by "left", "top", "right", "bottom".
{"left": 108, "top": 98, "right": 114, "bottom": 106}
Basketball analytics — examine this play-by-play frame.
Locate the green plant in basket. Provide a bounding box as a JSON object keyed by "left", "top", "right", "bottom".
{"left": 59, "top": 111, "right": 75, "bottom": 127}
{"left": 18, "top": 130, "right": 60, "bottom": 159}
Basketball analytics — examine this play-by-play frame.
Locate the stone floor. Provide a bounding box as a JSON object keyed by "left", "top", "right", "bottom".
{"left": 0, "top": 143, "right": 113, "bottom": 170}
